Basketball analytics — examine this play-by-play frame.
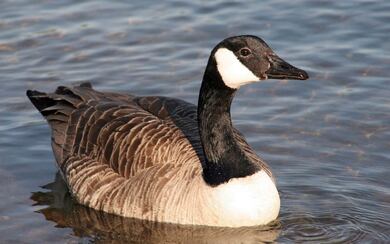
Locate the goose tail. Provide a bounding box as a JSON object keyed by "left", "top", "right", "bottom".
{"left": 26, "top": 82, "right": 92, "bottom": 116}
{"left": 26, "top": 82, "right": 92, "bottom": 163}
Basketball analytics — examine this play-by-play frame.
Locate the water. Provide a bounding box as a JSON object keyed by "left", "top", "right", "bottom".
{"left": 0, "top": 0, "right": 389, "bottom": 243}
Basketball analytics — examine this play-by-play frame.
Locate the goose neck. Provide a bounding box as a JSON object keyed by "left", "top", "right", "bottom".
{"left": 197, "top": 69, "right": 260, "bottom": 186}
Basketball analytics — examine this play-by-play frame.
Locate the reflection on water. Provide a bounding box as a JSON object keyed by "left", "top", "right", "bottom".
{"left": 31, "top": 173, "right": 281, "bottom": 244}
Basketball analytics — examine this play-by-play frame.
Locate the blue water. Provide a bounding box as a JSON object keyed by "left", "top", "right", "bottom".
{"left": 0, "top": 0, "right": 389, "bottom": 243}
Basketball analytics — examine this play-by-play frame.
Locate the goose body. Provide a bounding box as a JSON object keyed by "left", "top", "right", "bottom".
{"left": 27, "top": 35, "right": 308, "bottom": 227}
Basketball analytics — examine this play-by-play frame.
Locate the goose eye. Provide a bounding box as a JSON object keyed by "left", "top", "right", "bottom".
{"left": 240, "top": 48, "right": 251, "bottom": 57}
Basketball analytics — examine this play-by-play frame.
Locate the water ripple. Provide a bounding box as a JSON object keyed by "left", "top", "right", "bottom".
{"left": 282, "top": 213, "right": 369, "bottom": 243}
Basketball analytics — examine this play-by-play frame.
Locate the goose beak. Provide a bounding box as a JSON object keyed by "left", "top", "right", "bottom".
{"left": 265, "top": 54, "right": 309, "bottom": 80}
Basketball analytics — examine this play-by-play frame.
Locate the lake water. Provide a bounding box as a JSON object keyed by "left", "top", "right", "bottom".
{"left": 0, "top": 0, "right": 389, "bottom": 243}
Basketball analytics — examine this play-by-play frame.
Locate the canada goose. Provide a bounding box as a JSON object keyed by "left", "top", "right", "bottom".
{"left": 27, "top": 35, "right": 308, "bottom": 227}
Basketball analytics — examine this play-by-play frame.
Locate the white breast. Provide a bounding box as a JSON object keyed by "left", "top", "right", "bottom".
{"left": 208, "top": 170, "right": 280, "bottom": 227}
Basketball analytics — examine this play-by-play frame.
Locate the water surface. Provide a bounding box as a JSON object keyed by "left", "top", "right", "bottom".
{"left": 0, "top": 0, "right": 389, "bottom": 243}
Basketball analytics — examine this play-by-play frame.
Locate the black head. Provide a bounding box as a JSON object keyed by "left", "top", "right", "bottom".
{"left": 209, "top": 35, "right": 309, "bottom": 89}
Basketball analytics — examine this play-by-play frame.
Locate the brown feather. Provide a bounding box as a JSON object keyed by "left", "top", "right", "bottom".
{"left": 26, "top": 83, "right": 274, "bottom": 226}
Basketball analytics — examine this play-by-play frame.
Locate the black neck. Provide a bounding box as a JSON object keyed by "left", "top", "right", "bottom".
{"left": 197, "top": 60, "right": 260, "bottom": 186}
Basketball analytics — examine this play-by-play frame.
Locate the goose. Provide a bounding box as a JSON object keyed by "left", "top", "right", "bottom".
{"left": 26, "top": 35, "right": 308, "bottom": 227}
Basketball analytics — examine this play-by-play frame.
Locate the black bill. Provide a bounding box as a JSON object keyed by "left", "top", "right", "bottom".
{"left": 266, "top": 54, "right": 309, "bottom": 80}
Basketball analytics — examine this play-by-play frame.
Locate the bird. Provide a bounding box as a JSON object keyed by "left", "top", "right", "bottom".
{"left": 26, "top": 35, "right": 308, "bottom": 227}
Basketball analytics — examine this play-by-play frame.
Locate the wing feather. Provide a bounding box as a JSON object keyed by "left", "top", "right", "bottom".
{"left": 27, "top": 83, "right": 274, "bottom": 224}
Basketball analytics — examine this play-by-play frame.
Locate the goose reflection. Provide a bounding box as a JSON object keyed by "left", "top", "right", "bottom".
{"left": 31, "top": 172, "right": 281, "bottom": 243}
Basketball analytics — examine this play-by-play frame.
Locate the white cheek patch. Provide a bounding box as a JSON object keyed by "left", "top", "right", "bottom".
{"left": 214, "top": 48, "right": 260, "bottom": 89}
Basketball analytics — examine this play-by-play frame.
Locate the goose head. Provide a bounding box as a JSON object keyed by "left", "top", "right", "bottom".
{"left": 198, "top": 35, "right": 309, "bottom": 186}
{"left": 207, "top": 35, "right": 309, "bottom": 89}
